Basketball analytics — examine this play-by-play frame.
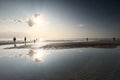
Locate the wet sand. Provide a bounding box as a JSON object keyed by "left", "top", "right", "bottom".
{"left": 41, "top": 40, "right": 120, "bottom": 49}
{"left": 0, "top": 41, "right": 120, "bottom": 80}
{"left": 0, "top": 41, "right": 32, "bottom": 45}
{"left": 3, "top": 40, "right": 120, "bottom": 49}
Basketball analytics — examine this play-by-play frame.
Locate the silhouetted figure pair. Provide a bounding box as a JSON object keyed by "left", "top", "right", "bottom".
{"left": 13, "top": 37, "right": 16, "bottom": 47}
{"left": 13, "top": 37, "right": 27, "bottom": 47}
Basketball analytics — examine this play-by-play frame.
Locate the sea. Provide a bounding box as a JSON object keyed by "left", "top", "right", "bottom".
{"left": 0, "top": 38, "right": 120, "bottom": 80}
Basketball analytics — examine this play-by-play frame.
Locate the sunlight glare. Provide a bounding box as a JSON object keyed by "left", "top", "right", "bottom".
{"left": 28, "top": 49, "right": 47, "bottom": 62}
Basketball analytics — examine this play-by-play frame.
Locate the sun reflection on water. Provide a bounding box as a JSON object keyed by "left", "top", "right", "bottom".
{"left": 27, "top": 49, "right": 47, "bottom": 62}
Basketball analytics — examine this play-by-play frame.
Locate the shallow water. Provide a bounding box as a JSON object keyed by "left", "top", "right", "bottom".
{"left": 0, "top": 45, "right": 120, "bottom": 80}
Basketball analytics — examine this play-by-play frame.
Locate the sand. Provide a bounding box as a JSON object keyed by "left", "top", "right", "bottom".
{"left": 2, "top": 40, "right": 120, "bottom": 49}
{"left": 0, "top": 41, "right": 32, "bottom": 45}
{"left": 40, "top": 40, "right": 120, "bottom": 49}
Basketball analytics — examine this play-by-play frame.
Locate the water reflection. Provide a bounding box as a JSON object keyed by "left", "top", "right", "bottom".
{"left": 0, "top": 47, "right": 120, "bottom": 80}
{"left": 27, "top": 49, "right": 46, "bottom": 62}
{"left": 0, "top": 48, "right": 48, "bottom": 63}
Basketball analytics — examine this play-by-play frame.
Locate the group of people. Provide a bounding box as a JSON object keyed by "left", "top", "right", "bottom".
{"left": 13, "top": 37, "right": 26, "bottom": 47}
{"left": 13, "top": 37, "right": 37, "bottom": 47}
{"left": 12, "top": 37, "right": 117, "bottom": 47}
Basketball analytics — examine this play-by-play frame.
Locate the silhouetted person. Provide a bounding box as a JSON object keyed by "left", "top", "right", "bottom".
{"left": 113, "top": 37, "right": 116, "bottom": 41}
{"left": 86, "top": 38, "right": 88, "bottom": 42}
{"left": 34, "top": 40, "right": 36, "bottom": 43}
{"left": 13, "top": 37, "right": 16, "bottom": 47}
{"left": 24, "top": 37, "right": 27, "bottom": 46}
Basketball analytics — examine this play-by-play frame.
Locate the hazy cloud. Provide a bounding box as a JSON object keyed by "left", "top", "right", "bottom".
{"left": 0, "top": 13, "right": 47, "bottom": 27}
{"left": 25, "top": 13, "right": 42, "bottom": 27}
{"left": 14, "top": 19, "right": 23, "bottom": 23}
{"left": 79, "top": 24, "right": 85, "bottom": 27}
{"left": 26, "top": 18, "right": 35, "bottom": 27}
{"left": 34, "top": 13, "right": 41, "bottom": 18}
{"left": 0, "top": 18, "right": 23, "bottom": 23}
{"left": 0, "top": 19, "right": 14, "bottom": 22}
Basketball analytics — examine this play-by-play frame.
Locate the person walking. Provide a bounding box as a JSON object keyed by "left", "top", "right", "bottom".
{"left": 13, "top": 37, "right": 16, "bottom": 47}
{"left": 86, "top": 38, "right": 88, "bottom": 42}
{"left": 24, "top": 37, "right": 27, "bottom": 46}
{"left": 113, "top": 37, "right": 116, "bottom": 41}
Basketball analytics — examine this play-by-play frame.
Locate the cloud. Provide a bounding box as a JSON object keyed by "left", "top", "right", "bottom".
{"left": 0, "top": 18, "right": 23, "bottom": 23}
{"left": 25, "top": 13, "right": 41, "bottom": 27}
{"left": 14, "top": 19, "right": 23, "bottom": 23}
{"left": 26, "top": 13, "right": 49, "bottom": 27}
{"left": 34, "top": 13, "right": 41, "bottom": 18}
{"left": 0, "top": 19, "right": 13, "bottom": 22}
{"left": 0, "top": 13, "right": 47, "bottom": 27}
{"left": 0, "top": 14, "right": 38, "bottom": 27}
{"left": 79, "top": 24, "right": 85, "bottom": 27}
{"left": 26, "top": 18, "right": 35, "bottom": 27}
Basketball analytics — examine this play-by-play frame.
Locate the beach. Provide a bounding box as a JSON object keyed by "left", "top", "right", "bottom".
{"left": 0, "top": 40, "right": 32, "bottom": 45}
{"left": 41, "top": 40, "right": 120, "bottom": 49}
{"left": 1, "top": 40, "right": 120, "bottom": 49}
{"left": 0, "top": 0, "right": 120, "bottom": 79}
{"left": 0, "top": 39, "right": 120, "bottom": 80}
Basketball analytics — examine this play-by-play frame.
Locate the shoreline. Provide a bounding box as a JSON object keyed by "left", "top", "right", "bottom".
{"left": 40, "top": 40, "right": 120, "bottom": 49}
{"left": 2, "top": 40, "right": 120, "bottom": 49}
{"left": 0, "top": 41, "right": 33, "bottom": 45}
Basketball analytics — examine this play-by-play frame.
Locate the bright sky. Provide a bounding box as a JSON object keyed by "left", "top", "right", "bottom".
{"left": 0, "top": 0, "right": 120, "bottom": 39}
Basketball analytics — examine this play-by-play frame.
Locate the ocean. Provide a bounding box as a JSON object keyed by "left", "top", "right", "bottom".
{"left": 0, "top": 42, "right": 120, "bottom": 80}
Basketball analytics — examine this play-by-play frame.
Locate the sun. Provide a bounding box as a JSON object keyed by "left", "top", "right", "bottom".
{"left": 35, "top": 16, "right": 43, "bottom": 25}
{"left": 33, "top": 15, "right": 46, "bottom": 26}
{"left": 26, "top": 13, "right": 49, "bottom": 27}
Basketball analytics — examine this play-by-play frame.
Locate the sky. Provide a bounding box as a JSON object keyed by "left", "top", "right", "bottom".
{"left": 0, "top": 0, "right": 120, "bottom": 39}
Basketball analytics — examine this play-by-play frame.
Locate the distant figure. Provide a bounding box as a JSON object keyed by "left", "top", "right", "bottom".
{"left": 13, "top": 37, "right": 16, "bottom": 47}
{"left": 86, "top": 38, "right": 88, "bottom": 42}
{"left": 34, "top": 40, "right": 36, "bottom": 43}
{"left": 24, "top": 37, "right": 27, "bottom": 46}
{"left": 113, "top": 37, "right": 116, "bottom": 41}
